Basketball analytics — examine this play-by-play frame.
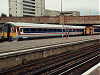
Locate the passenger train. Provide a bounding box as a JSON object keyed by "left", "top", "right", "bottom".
{"left": 1, "top": 22, "right": 100, "bottom": 41}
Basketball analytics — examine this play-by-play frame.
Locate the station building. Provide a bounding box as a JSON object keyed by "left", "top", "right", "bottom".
{"left": 9, "top": 0, "right": 45, "bottom": 17}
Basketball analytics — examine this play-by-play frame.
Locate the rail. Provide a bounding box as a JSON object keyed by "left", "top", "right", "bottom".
{"left": 1, "top": 44, "right": 100, "bottom": 74}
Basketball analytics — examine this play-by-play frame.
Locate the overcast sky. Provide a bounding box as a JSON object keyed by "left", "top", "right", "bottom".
{"left": 0, "top": 0, "right": 100, "bottom": 16}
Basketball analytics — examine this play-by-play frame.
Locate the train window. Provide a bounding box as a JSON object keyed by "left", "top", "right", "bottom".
{"left": 66, "top": 29, "right": 68, "bottom": 32}
{"left": 53, "top": 29, "right": 57, "bottom": 32}
{"left": 24, "top": 28, "right": 29, "bottom": 32}
{"left": 49, "top": 29, "right": 52, "bottom": 32}
{"left": 63, "top": 29, "right": 65, "bottom": 32}
{"left": 75, "top": 29, "right": 77, "bottom": 32}
{"left": 38, "top": 28, "right": 42, "bottom": 32}
{"left": 73, "top": 29, "right": 75, "bottom": 32}
{"left": 43, "top": 29, "right": 47, "bottom": 32}
{"left": 58, "top": 29, "right": 62, "bottom": 32}
{"left": 31, "top": 28, "right": 36, "bottom": 32}
{"left": 80, "top": 29, "right": 84, "bottom": 32}
{"left": 17, "top": 27, "right": 19, "bottom": 31}
{"left": 69, "top": 29, "right": 72, "bottom": 32}
{"left": 11, "top": 27, "right": 14, "bottom": 32}
{"left": 20, "top": 28, "right": 22, "bottom": 32}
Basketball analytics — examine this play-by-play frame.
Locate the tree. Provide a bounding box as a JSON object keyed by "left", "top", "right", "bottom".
{"left": 1, "top": 13, "right": 7, "bottom": 17}
{"left": 9, "top": 13, "right": 12, "bottom": 17}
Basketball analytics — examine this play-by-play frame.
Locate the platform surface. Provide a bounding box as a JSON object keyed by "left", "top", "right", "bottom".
{"left": 82, "top": 63, "right": 100, "bottom": 75}
{"left": 0, "top": 35, "right": 100, "bottom": 52}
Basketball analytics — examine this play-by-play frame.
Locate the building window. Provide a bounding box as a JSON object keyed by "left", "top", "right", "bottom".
{"left": 23, "top": 11, "right": 35, "bottom": 14}
{"left": 23, "top": 8, "right": 35, "bottom": 11}
{"left": 9, "top": 8, "right": 11, "bottom": 11}
{"left": 16, "top": 11, "right": 17, "bottom": 13}
{"left": 23, "top": 1, "right": 35, "bottom": 5}
{"left": 31, "top": 0, "right": 35, "bottom": 1}
{"left": 23, "top": 4, "right": 35, "bottom": 8}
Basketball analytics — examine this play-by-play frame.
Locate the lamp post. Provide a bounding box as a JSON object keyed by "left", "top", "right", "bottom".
{"left": 66, "top": 12, "right": 67, "bottom": 39}
{"left": 92, "top": 17, "right": 93, "bottom": 37}
{"left": 61, "top": 0, "right": 62, "bottom": 13}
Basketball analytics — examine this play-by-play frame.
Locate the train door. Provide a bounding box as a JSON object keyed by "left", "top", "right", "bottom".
{"left": 84, "top": 27, "right": 86, "bottom": 34}
{"left": 2, "top": 24, "right": 11, "bottom": 40}
{"left": 86, "top": 28, "right": 90, "bottom": 34}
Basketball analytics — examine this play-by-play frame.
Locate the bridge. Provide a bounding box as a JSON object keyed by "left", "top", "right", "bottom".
{"left": 0, "top": 15, "right": 100, "bottom": 25}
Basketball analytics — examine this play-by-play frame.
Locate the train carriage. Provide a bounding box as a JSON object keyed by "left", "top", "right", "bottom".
{"left": 1, "top": 22, "right": 85, "bottom": 41}
{"left": 84, "top": 26, "right": 100, "bottom": 35}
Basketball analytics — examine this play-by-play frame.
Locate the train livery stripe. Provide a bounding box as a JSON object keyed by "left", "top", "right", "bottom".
{"left": 18, "top": 32, "right": 83, "bottom": 35}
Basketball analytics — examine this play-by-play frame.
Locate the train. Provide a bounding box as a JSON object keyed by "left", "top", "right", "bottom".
{"left": 1, "top": 22, "right": 100, "bottom": 41}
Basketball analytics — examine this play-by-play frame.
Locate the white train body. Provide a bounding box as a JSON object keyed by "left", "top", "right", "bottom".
{"left": 2, "top": 22, "right": 85, "bottom": 41}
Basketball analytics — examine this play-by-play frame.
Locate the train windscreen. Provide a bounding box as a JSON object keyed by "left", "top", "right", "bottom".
{"left": 3, "top": 25, "right": 8, "bottom": 32}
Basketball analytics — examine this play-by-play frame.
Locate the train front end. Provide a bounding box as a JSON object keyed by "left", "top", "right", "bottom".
{"left": 1, "top": 23, "right": 17, "bottom": 41}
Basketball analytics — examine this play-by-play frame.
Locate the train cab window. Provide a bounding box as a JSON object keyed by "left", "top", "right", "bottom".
{"left": 24, "top": 28, "right": 29, "bottom": 32}
{"left": 38, "top": 28, "right": 42, "bottom": 32}
{"left": 3, "top": 25, "right": 8, "bottom": 32}
{"left": 43, "top": 29, "right": 47, "bottom": 32}
{"left": 31, "top": 28, "right": 36, "bottom": 32}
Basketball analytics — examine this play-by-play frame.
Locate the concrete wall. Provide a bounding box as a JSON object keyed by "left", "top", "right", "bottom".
{"left": 0, "top": 39, "right": 100, "bottom": 71}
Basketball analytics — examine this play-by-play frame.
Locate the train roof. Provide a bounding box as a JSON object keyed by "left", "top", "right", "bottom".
{"left": 6, "top": 22, "right": 85, "bottom": 28}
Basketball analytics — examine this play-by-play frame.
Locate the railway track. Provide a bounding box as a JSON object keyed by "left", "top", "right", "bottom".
{"left": 0, "top": 44, "right": 100, "bottom": 75}
{"left": 43, "top": 50, "right": 100, "bottom": 75}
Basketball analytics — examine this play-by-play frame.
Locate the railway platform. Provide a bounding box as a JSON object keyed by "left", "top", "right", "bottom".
{"left": 82, "top": 63, "right": 100, "bottom": 75}
{"left": 0, "top": 35, "right": 100, "bottom": 53}
{"left": 0, "top": 35, "right": 100, "bottom": 74}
